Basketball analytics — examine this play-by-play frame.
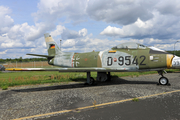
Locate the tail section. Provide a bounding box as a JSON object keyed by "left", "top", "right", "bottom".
{"left": 27, "top": 33, "right": 60, "bottom": 65}
{"left": 44, "top": 33, "right": 61, "bottom": 56}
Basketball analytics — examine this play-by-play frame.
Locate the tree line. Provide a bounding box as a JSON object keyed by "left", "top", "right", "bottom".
{"left": 0, "top": 57, "right": 47, "bottom": 63}
{"left": 167, "top": 50, "right": 180, "bottom": 56}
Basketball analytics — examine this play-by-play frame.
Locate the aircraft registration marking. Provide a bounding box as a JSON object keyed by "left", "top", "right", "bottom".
{"left": 107, "top": 55, "right": 146, "bottom": 66}
{"left": 113, "top": 58, "right": 117, "bottom": 62}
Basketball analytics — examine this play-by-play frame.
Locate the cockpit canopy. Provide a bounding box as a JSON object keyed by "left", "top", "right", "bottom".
{"left": 112, "top": 42, "right": 146, "bottom": 49}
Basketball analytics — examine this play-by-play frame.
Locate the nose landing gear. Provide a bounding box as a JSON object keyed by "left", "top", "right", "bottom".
{"left": 158, "top": 70, "right": 170, "bottom": 86}
{"left": 159, "top": 77, "right": 169, "bottom": 85}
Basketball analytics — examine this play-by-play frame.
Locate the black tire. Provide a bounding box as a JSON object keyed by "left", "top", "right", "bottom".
{"left": 159, "top": 77, "right": 169, "bottom": 85}
{"left": 107, "top": 75, "right": 111, "bottom": 81}
{"left": 107, "top": 72, "right": 111, "bottom": 81}
{"left": 89, "top": 77, "right": 94, "bottom": 85}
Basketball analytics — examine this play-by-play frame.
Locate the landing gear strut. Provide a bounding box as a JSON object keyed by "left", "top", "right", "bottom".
{"left": 86, "top": 72, "right": 95, "bottom": 85}
{"left": 158, "top": 70, "right": 170, "bottom": 85}
{"left": 86, "top": 72, "right": 111, "bottom": 85}
{"left": 96, "top": 72, "right": 111, "bottom": 82}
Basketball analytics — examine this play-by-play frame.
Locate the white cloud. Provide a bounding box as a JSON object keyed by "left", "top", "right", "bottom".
{"left": 50, "top": 25, "right": 65, "bottom": 37}
{"left": 100, "top": 26, "right": 122, "bottom": 36}
{"left": 86, "top": 0, "right": 154, "bottom": 25}
{"left": 1, "top": 0, "right": 180, "bottom": 59}
{"left": 0, "top": 50, "right": 8, "bottom": 55}
{"left": 100, "top": 10, "right": 180, "bottom": 40}
{"left": 61, "top": 29, "right": 118, "bottom": 53}
{"left": 33, "top": 0, "right": 88, "bottom": 24}
{"left": 79, "top": 28, "right": 87, "bottom": 37}
{"left": 0, "top": 6, "right": 14, "bottom": 34}
{"left": 62, "top": 39, "right": 76, "bottom": 47}
{"left": 61, "top": 28, "right": 88, "bottom": 40}
{"left": 100, "top": 17, "right": 154, "bottom": 38}
{"left": 155, "top": 0, "right": 180, "bottom": 16}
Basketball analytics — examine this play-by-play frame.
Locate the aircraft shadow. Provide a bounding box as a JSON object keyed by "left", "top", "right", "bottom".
{"left": 12, "top": 76, "right": 157, "bottom": 92}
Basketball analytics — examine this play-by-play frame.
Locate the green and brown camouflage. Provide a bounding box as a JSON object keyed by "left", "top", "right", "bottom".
{"left": 7, "top": 33, "right": 180, "bottom": 71}
{"left": 42, "top": 33, "right": 177, "bottom": 71}
{"left": 6, "top": 33, "right": 180, "bottom": 85}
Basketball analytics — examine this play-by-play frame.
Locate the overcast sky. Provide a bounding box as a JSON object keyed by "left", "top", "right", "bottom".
{"left": 1, "top": 0, "right": 180, "bottom": 59}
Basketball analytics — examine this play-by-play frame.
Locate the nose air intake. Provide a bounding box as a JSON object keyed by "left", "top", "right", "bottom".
{"left": 167, "top": 54, "right": 180, "bottom": 69}
{"left": 171, "top": 56, "right": 180, "bottom": 69}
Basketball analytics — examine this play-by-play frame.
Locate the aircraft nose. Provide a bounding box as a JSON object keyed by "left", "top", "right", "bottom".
{"left": 171, "top": 56, "right": 180, "bottom": 69}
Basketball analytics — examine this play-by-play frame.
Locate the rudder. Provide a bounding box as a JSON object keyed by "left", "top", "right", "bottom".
{"left": 44, "top": 33, "right": 60, "bottom": 56}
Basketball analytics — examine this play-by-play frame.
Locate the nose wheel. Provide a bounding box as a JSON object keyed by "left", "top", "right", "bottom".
{"left": 159, "top": 77, "right": 169, "bottom": 85}
{"left": 158, "top": 70, "right": 170, "bottom": 85}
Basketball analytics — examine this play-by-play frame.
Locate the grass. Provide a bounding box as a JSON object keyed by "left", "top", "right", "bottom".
{"left": 132, "top": 97, "right": 139, "bottom": 102}
{"left": 1, "top": 85, "right": 8, "bottom": 90}
{"left": 93, "top": 100, "right": 98, "bottom": 109}
{"left": 0, "top": 71, "right": 90, "bottom": 88}
{"left": 0, "top": 69, "right": 179, "bottom": 90}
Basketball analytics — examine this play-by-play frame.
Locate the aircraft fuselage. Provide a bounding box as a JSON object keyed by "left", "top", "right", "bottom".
{"left": 49, "top": 47, "right": 174, "bottom": 72}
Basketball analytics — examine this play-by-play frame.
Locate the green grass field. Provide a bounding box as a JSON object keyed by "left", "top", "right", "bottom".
{"left": 0, "top": 69, "right": 179, "bottom": 90}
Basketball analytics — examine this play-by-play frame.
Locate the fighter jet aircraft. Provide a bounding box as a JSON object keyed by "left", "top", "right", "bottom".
{"left": 6, "top": 33, "right": 180, "bottom": 85}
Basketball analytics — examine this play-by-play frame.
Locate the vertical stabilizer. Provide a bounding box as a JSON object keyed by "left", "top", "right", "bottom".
{"left": 44, "top": 33, "right": 60, "bottom": 56}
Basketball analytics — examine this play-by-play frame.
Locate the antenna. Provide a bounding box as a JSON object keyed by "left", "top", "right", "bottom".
{"left": 60, "top": 40, "right": 62, "bottom": 51}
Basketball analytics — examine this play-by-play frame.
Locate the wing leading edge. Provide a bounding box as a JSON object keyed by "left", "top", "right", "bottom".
{"left": 5, "top": 67, "right": 164, "bottom": 72}
{"left": 5, "top": 68, "right": 130, "bottom": 72}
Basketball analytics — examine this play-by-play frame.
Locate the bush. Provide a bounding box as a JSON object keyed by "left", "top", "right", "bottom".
{"left": 1, "top": 85, "right": 8, "bottom": 90}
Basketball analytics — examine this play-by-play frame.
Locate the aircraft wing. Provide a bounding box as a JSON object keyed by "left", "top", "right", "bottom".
{"left": 5, "top": 68, "right": 129, "bottom": 72}
{"left": 5, "top": 67, "right": 164, "bottom": 72}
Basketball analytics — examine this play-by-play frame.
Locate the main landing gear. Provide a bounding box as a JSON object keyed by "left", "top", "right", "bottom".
{"left": 158, "top": 70, "right": 170, "bottom": 86}
{"left": 86, "top": 70, "right": 170, "bottom": 86}
{"left": 85, "top": 72, "right": 111, "bottom": 85}
{"left": 85, "top": 72, "right": 95, "bottom": 85}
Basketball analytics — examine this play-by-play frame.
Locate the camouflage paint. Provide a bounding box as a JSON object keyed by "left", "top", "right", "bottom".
{"left": 45, "top": 34, "right": 177, "bottom": 71}
{"left": 73, "top": 52, "right": 99, "bottom": 67}
{"left": 7, "top": 33, "right": 180, "bottom": 72}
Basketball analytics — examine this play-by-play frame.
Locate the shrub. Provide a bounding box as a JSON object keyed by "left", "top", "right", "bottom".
{"left": 1, "top": 85, "right": 8, "bottom": 90}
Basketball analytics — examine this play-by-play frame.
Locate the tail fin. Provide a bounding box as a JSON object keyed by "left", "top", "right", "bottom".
{"left": 44, "top": 33, "right": 60, "bottom": 56}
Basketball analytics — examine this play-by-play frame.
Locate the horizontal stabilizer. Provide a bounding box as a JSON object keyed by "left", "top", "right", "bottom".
{"left": 26, "top": 54, "right": 54, "bottom": 59}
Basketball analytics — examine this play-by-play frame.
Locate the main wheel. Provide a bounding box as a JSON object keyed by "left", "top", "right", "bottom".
{"left": 159, "top": 77, "right": 169, "bottom": 85}
{"left": 107, "top": 72, "right": 111, "bottom": 81}
{"left": 89, "top": 77, "right": 95, "bottom": 85}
